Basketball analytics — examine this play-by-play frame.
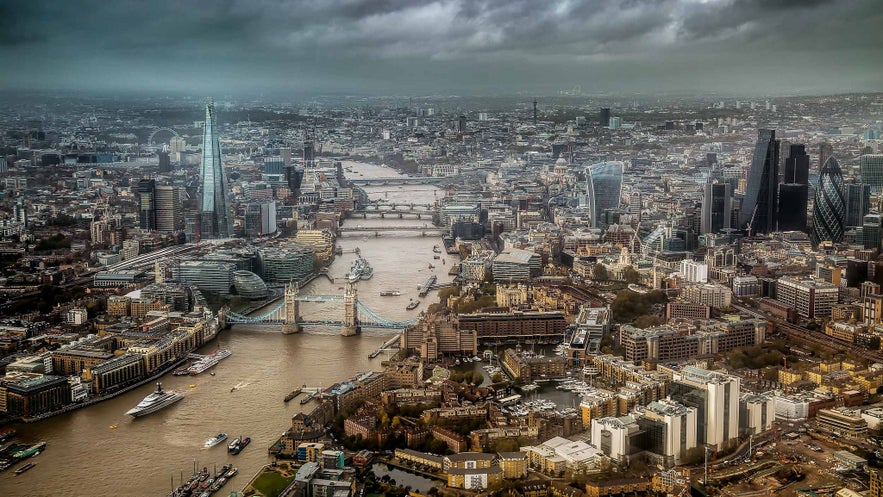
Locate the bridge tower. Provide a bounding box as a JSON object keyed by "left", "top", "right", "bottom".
{"left": 281, "top": 281, "right": 301, "bottom": 334}
{"left": 341, "top": 281, "right": 360, "bottom": 336}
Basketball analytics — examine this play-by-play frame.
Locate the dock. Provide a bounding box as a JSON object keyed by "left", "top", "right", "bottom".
{"left": 418, "top": 275, "right": 437, "bottom": 297}
{"left": 369, "top": 334, "right": 401, "bottom": 359}
{"left": 299, "top": 387, "right": 322, "bottom": 405}
{"left": 283, "top": 386, "right": 304, "bottom": 402}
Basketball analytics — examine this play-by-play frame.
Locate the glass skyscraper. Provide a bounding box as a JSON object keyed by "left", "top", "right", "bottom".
{"left": 701, "top": 180, "right": 732, "bottom": 235}
{"left": 198, "top": 99, "right": 233, "bottom": 239}
{"left": 860, "top": 154, "right": 883, "bottom": 192}
{"left": 586, "top": 161, "right": 623, "bottom": 229}
{"left": 812, "top": 157, "right": 846, "bottom": 245}
{"left": 740, "top": 129, "right": 779, "bottom": 234}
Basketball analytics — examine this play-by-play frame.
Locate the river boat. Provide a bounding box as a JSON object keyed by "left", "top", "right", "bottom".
{"left": 428, "top": 263, "right": 435, "bottom": 269}
{"left": 11, "top": 442, "right": 46, "bottom": 460}
{"left": 125, "top": 383, "right": 183, "bottom": 417}
{"left": 14, "top": 462, "right": 35, "bottom": 475}
{"left": 187, "top": 349, "right": 232, "bottom": 375}
{"left": 433, "top": 255, "right": 440, "bottom": 259}
{"left": 406, "top": 299, "right": 420, "bottom": 310}
{"left": 204, "top": 433, "right": 228, "bottom": 449}
{"left": 0, "top": 428, "right": 16, "bottom": 444}
{"left": 433, "top": 245, "right": 441, "bottom": 253}
{"left": 229, "top": 437, "right": 250, "bottom": 455}
{"left": 380, "top": 290, "right": 401, "bottom": 296}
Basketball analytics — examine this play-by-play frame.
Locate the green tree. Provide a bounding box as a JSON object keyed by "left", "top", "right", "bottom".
{"left": 592, "top": 264, "right": 609, "bottom": 281}
{"left": 622, "top": 266, "right": 641, "bottom": 284}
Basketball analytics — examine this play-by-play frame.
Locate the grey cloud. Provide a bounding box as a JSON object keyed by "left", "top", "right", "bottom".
{"left": 0, "top": 0, "right": 879, "bottom": 95}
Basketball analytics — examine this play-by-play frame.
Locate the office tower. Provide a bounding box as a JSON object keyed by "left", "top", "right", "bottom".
{"left": 701, "top": 180, "right": 732, "bottom": 235}
{"left": 860, "top": 154, "right": 883, "bottom": 192}
{"left": 532, "top": 100, "right": 537, "bottom": 125}
{"left": 819, "top": 142, "right": 833, "bottom": 173}
{"left": 777, "top": 185, "right": 808, "bottom": 232}
{"left": 740, "top": 129, "right": 779, "bottom": 234}
{"left": 706, "top": 153, "right": 717, "bottom": 168}
{"left": 244, "top": 201, "right": 277, "bottom": 238}
{"left": 155, "top": 185, "right": 183, "bottom": 233}
{"left": 457, "top": 115, "right": 467, "bottom": 133}
{"left": 669, "top": 366, "right": 740, "bottom": 446}
{"left": 812, "top": 157, "right": 846, "bottom": 245}
{"left": 263, "top": 157, "right": 284, "bottom": 175}
{"left": 782, "top": 144, "right": 809, "bottom": 184}
{"left": 137, "top": 179, "right": 156, "bottom": 231}
{"left": 197, "top": 99, "right": 233, "bottom": 239}
{"left": 864, "top": 214, "right": 883, "bottom": 251}
{"left": 157, "top": 151, "right": 171, "bottom": 173}
{"left": 586, "top": 162, "right": 624, "bottom": 229}
{"left": 609, "top": 117, "right": 622, "bottom": 129}
{"left": 845, "top": 182, "right": 871, "bottom": 227}
{"left": 599, "top": 108, "right": 611, "bottom": 127}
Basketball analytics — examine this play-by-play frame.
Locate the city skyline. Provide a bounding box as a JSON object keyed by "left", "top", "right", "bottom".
{"left": 1, "top": 0, "right": 882, "bottom": 96}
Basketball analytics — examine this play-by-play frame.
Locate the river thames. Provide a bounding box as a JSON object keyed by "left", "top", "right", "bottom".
{"left": 0, "top": 161, "right": 453, "bottom": 497}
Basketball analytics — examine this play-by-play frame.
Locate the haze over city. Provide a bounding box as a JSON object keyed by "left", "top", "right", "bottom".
{"left": 2, "top": 0, "right": 882, "bottom": 96}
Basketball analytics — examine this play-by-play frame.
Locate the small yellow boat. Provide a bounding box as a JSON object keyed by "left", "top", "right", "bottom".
{"left": 109, "top": 425, "right": 117, "bottom": 429}
{"left": 189, "top": 384, "right": 196, "bottom": 388}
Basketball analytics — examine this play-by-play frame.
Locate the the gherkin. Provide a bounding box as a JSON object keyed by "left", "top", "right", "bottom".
{"left": 812, "top": 156, "right": 846, "bottom": 245}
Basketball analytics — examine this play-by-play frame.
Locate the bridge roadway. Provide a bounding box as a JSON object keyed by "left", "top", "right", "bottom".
{"left": 348, "top": 176, "right": 447, "bottom": 186}
{"left": 338, "top": 225, "right": 449, "bottom": 235}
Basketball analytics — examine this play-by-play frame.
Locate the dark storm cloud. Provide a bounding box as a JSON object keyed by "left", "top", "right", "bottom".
{"left": 0, "top": 0, "right": 880, "bottom": 95}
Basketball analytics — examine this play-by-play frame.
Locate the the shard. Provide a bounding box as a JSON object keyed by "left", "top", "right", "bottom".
{"left": 198, "top": 98, "right": 233, "bottom": 239}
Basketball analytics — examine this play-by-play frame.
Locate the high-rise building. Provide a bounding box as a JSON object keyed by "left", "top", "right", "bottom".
{"left": 777, "top": 184, "right": 808, "bottom": 232}
{"left": 701, "top": 180, "right": 732, "bottom": 235}
{"left": 812, "top": 157, "right": 846, "bottom": 245}
{"left": 263, "top": 157, "right": 284, "bottom": 175}
{"left": 137, "top": 179, "right": 156, "bottom": 231}
{"left": 157, "top": 151, "right": 171, "bottom": 173}
{"left": 864, "top": 214, "right": 883, "bottom": 251}
{"left": 13, "top": 196, "right": 27, "bottom": 228}
{"left": 860, "top": 154, "right": 883, "bottom": 192}
{"left": 586, "top": 162, "right": 624, "bottom": 229}
{"left": 244, "top": 201, "right": 277, "bottom": 238}
{"left": 845, "top": 182, "right": 871, "bottom": 227}
{"left": 197, "top": 99, "right": 233, "bottom": 239}
{"left": 599, "top": 108, "right": 611, "bottom": 127}
{"left": 669, "top": 366, "right": 740, "bottom": 447}
{"left": 782, "top": 144, "right": 809, "bottom": 184}
{"left": 740, "top": 129, "right": 779, "bottom": 234}
{"left": 819, "top": 143, "right": 833, "bottom": 173}
{"left": 155, "top": 185, "right": 183, "bottom": 233}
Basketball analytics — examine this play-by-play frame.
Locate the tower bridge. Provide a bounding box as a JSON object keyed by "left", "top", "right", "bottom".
{"left": 224, "top": 282, "right": 418, "bottom": 335}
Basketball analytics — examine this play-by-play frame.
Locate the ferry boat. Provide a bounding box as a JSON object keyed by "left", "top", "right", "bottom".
{"left": 125, "top": 382, "right": 183, "bottom": 417}
{"left": 204, "top": 433, "right": 228, "bottom": 449}
{"left": 12, "top": 441, "right": 46, "bottom": 460}
{"left": 187, "top": 349, "right": 232, "bottom": 375}
{"left": 380, "top": 290, "right": 401, "bottom": 296}
{"left": 14, "top": 462, "right": 35, "bottom": 475}
{"left": 432, "top": 245, "right": 442, "bottom": 253}
{"left": 227, "top": 437, "right": 241, "bottom": 452}
{"left": 406, "top": 300, "right": 420, "bottom": 310}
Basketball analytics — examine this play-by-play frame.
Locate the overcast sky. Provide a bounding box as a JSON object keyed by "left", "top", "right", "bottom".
{"left": 1, "top": 0, "right": 881, "bottom": 96}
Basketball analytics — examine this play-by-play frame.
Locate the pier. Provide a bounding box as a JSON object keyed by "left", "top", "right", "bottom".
{"left": 418, "top": 275, "right": 437, "bottom": 297}
{"left": 369, "top": 334, "right": 401, "bottom": 359}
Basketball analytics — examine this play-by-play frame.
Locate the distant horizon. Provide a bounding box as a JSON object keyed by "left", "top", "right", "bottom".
{"left": 2, "top": 1, "right": 881, "bottom": 97}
